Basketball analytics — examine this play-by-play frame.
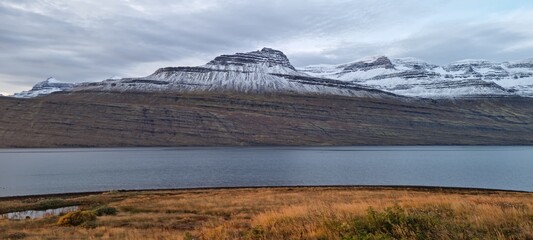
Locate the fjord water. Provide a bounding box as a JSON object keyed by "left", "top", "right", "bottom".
{"left": 0, "top": 146, "right": 532, "bottom": 197}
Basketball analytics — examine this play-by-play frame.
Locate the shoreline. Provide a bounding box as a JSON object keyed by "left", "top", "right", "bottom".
{"left": 1, "top": 185, "right": 530, "bottom": 200}
{"left": 2, "top": 186, "right": 532, "bottom": 239}
{"left": 2, "top": 144, "right": 533, "bottom": 150}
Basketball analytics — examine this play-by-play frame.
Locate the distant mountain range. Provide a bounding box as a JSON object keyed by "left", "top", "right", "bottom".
{"left": 11, "top": 48, "right": 533, "bottom": 99}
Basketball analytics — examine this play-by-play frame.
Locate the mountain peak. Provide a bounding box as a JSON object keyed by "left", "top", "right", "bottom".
{"left": 34, "top": 77, "right": 73, "bottom": 89}
{"left": 260, "top": 47, "right": 280, "bottom": 52}
{"left": 12, "top": 77, "right": 73, "bottom": 98}
{"left": 342, "top": 56, "right": 394, "bottom": 71}
{"left": 33, "top": 77, "right": 66, "bottom": 89}
{"left": 207, "top": 47, "right": 295, "bottom": 70}
{"left": 451, "top": 59, "right": 490, "bottom": 65}
{"left": 258, "top": 47, "right": 286, "bottom": 56}
{"left": 507, "top": 58, "right": 533, "bottom": 68}
{"left": 45, "top": 77, "right": 60, "bottom": 83}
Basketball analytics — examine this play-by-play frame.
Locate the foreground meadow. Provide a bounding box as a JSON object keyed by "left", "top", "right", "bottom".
{"left": 1, "top": 187, "right": 532, "bottom": 239}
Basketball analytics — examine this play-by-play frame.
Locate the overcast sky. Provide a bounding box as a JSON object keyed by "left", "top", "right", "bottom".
{"left": 1, "top": 0, "right": 533, "bottom": 95}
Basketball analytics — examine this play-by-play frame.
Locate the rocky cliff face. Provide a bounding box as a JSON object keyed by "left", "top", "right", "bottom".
{"left": 9, "top": 48, "right": 533, "bottom": 99}
{"left": 341, "top": 56, "right": 395, "bottom": 71}
{"left": 13, "top": 77, "right": 75, "bottom": 98}
{"left": 208, "top": 47, "right": 296, "bottom": 71}
{"left": 1, "top": 92, "right": 533, "bottom": 147}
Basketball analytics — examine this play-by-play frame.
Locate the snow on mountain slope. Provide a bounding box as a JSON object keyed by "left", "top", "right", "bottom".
{"left": 10, "top": 48, "right": 533, "bottom": 99}
{"left": 12, "top": 77, "right": 75, "bottom": 98}
{"left": 72, "top": 48, "right": 391, "bottom": 98}
{"left": 299, "top": 56, "right": 533, "bottom": 98}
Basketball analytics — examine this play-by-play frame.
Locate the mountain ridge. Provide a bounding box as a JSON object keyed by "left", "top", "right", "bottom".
{"left": 2, "top": 91, "right": 533, "bottom": 147}
{"left": 9, "top": 48, "right": 533, "bottom": 99}
{"left": 3, "top": 47, "right": 533, "bottom": 147}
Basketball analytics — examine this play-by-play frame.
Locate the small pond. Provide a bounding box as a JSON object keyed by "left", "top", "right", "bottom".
{"left": 1, "top": 206, "right": 79, "bottom": 220}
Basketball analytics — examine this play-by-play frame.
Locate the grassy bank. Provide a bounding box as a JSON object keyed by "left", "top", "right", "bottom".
{"left": 1, "top": 187, "right": 532, "bottom": 239}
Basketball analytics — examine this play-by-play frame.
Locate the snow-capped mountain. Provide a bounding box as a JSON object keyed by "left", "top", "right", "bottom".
{"left": 300, "top": 57, "right": 533, "bottom": 98}
{"left": 11, "top": 48, "right": 533, "bottom": 99}
{"left": 13, "top": 77, "right": 75, "bottom": 98}
{"left": 70, "top": 48, "right": 390, "bottom": 98}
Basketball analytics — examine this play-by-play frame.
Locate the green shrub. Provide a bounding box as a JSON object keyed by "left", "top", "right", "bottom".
{"left": 248, "top": 225, "right": 265, "bottom": 240}
{"left": 7, "top": 232, "right": 26, "bottom": 239}
{"left": 80, "top": 220, "right": 98, "bottom": 229}
{"left": 119, "top": 206, "right": 150, "bottom": 214}
{"left": 339, "top": 206, "right": 448, "bottom": 240}
{"left": 183, "top": 232, "right": 198, "bottom": 240}
{"left": 93, "top": 206, "right": 117, "bottom": 216}
{"left": 37, "top": 199, "right": 66, "bottom": 209}
{"left": 57, "top": 210, "right": 96, "bottom": 226}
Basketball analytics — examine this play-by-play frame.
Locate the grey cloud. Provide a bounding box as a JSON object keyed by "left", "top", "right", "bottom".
{"left": 394, "top": 22, "right": 533, "bottom": 64}
{"left": 290, "top": 42, "right": 396, "bottom": 66}
{"left": 289, "top": 17, "right": 533, "bottom": 66}
{"left": 0, "top": 0, "right": 532, "bottom": 93}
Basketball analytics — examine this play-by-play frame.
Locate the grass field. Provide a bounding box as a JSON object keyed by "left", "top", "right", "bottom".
{"left": 1, "top": 187, "right": 532, "bottom": 239}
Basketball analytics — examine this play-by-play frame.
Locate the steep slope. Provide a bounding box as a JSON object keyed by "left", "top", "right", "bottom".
{"left": 13, "top": 77, "right": 75, "bottom": 98}
{"left": 71, "top": 48, "right": 390, "bottom": 98}
{"left": 1, "top": 92, "right": 533, "bottom": 147}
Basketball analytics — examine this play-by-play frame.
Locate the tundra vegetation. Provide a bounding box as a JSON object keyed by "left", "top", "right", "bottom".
{"left": 0, "top": 187, "right": 532, "bottom": 239}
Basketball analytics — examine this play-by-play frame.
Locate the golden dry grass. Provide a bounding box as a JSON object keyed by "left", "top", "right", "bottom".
{"left": 0, "top": 187, "right": 532, "bottom": 239}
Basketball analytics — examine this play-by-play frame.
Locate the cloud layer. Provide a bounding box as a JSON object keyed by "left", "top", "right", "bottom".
{"left": 1, "top": 0, "right": 533, "bottom": 94}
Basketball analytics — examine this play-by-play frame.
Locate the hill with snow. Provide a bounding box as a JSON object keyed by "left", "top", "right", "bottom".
{"left": 11, "top": 48, "right": 533, "bottom": 99}
{"left": 300, "top": 57, "right": 533, "bottom": 98}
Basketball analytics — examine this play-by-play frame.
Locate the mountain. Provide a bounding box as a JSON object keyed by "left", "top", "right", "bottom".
{"left": 67, "top": 48, "right": 390, "bottom": 98}
{"left": 11, "top": 48, "right": 533, "bottom": 99}
{"left": 1, "top": 91, "right": 533, "bottom": 147}
{"left": 299, "top": 57, "right": 533, "bottom": 98}
{"left": 2, "top": 48, "right": 533, "bottom": 147}
{"left": 13, "top": 77, "right": 75, "bottom": 98}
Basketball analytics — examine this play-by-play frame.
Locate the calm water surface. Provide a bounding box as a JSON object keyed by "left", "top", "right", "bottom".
{"left": 0, "top": 146, "right": 532, "bottom": 197}
{"left": 1, "top": 206, "right": 79, "bottom": 220}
